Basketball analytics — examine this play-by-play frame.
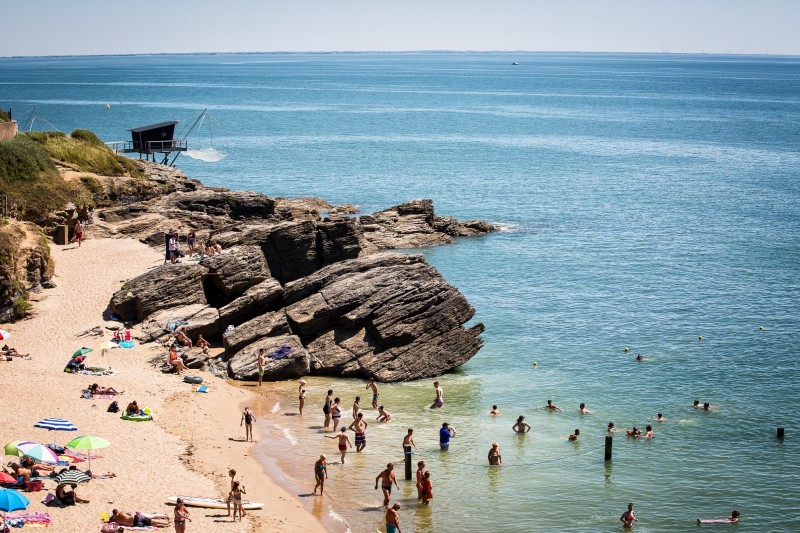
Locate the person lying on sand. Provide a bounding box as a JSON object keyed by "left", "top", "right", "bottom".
{"left": 89, "top": 384, "right": 122, "bottom": 395}
{"left": 1, "top": 345, "right": 30, "bottom": 359}
{"left": 697, "top": 510, "right": 740, "bottom": 524}
{"left": 5, "top": 463, "right": 33, "bottom": 485}
{"left": 110, "top": 509, "right": 169, "bottom": 528}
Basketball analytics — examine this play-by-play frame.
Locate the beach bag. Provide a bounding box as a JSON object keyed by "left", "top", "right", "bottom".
{"left": 107, "top": 401, "right": 119, "bottom": 413}
{"left": 101, "top": 522, "right": 119, "bottom": 533}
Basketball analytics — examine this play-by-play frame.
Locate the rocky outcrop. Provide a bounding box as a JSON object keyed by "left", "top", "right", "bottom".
{"left": 0, "top": 222, "right": 55, "bottom": 321}
{"left": 359, "top": 199, "right": 495, "bottom": 249}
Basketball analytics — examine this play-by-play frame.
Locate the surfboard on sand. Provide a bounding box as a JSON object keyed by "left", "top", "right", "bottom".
{"left": 166, "top": 496, "right": 263, "bottom": 510}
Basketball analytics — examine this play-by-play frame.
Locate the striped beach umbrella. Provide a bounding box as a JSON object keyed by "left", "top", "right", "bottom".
{"left": 34, "top": 418, "right": 78, "bottom": 432}
{"left": 0, "top": 329, "right": 10, "bottom": 341}
{"left": 54, "top": 469, "right": 90, "bottom": 487}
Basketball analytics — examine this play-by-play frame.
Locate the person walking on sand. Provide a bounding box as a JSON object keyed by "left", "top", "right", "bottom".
{"left": 488, "top": 442, "right": 502, "bottom": 465}
{"left": 257, "top": 348, "right": 265, "bottom": 386}
{"left": 377, "top": 404, "right": 392, "bottom": 422}
{"left": 240, "top": 407, "right": 256, "bottom": 442}
{"left": 331, "top": 397, "right": 343, "bottom": 432}
{"left": 299, "top": 384, "right": 306, "bottom": 415}
{"left": 402, "top": 428, "right": 417, "bottom": 452}
{"left": 430, "top": 381, "right": 444, "bottom": 408}
{"left": 323, "top": 389, "right": 334, "bottom": 429}
{"left": 512, "top": 415, "right": 531, "bottom": 434}
{"left": 352, "top": 396, "right": 361, "bottom": 419}
{"left": 73, "top": 219, "right": 84, "bottom": 247}
{"left": 415, "top": 461, "right": 426, "bottom": 500}
{"left": 349, "top": 412, "right": 369, "bottom": 452}
{"left": 420, "top": 471, "right": 433, "bottom": 505}
{"left": 325, "top": 428, "right": 352, "bottom": 464}
{"left": 230, "top": 481, "right": 247, "bottom": 521}
{"left": 313, "top": 455, "right": 327, "bottom": 495}
{"left": 225, "top": 469, "right": 237, "bottom": 517}
{"left": 386, "top": 502, "right": 402, "bottom": 533}
{"left": 375, "top": 463, "right": 400, "bottom": 507}
{"left": 620, "top": 502, "right": 638, "bottom": 528}
{"left": 174, "top": 497, "right": 191, "bottom": 533}
{"left": 366, "top": 378, "right": 379, "bottom": 408}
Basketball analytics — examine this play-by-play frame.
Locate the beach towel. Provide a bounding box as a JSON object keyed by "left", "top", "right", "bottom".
{"left": 63, "top": 450, "right": 102, "bottom": 461}
{"left": 119, "top": 340, "right": 134, "bottom": 349}
{"left": 196, "top": 385, "right": 209, "bottom": 393}
{"left": 267, "top": 344, "right": 293, "bottom": 360}
{"left": 5, "top": 511, "right": 52, "bottom": 527}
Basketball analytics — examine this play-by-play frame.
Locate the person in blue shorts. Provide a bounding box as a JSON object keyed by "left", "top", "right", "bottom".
{"left": 385, "top": 502, "right": 402, "bottom": 532}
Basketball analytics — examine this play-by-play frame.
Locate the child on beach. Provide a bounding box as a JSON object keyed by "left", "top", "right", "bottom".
{"left": 377, "top": 405, "right": 392, "bottom": 422}
{"left": 489, "top": 405, "right": 500, "bottom": 415}
{"left": 230, "top": 481, "right": 246, "bottom": 521}
{"left": 325, "top": 428, "right": 352, "bottom": 464}
{"left": 299, "top": 384, "right": 306, "bottom": 415}
{"left": 226, "top": 469, "right": 237, "bottom": 517}
{"left": 402, "top": 429, "right": 416, "bottom": 452}
{"left": 352, "top": 396, "right": 360, "bottom": 418}
{"left": 420, "top": 471, "right": 433, "bottom": 505}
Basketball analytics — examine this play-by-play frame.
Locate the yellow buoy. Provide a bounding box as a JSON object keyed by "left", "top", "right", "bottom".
{"left": 624, "top": 347, "right": 629, "bottom": 353}
{"left": 698, "top": 336, "right": 703, "bottom": 342}
{"left": 533, "top": 361, "right": 538, "bottom": 367}
{"left": 106, "top": 104, "right": 110, "bottom": 110}
{"left": 760, "top": 326, "right": 764, "bottom": 331}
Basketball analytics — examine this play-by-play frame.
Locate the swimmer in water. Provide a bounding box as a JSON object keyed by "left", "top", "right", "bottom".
{"left": 626, "top": 426, "right": 642, "bottom": 437}
{"left": 545, "top": 399, "right": 562, "bottom": 412}
{"left": 644, "top": 425, "right": 654, "bottom": 438}
{"left": 703, "top": 402, "right": 711, "bottom": 411}
{"left": 693, "top": 399, "right": 701, "bottom": 408}
{"left": 636, "top": 353, "right": 644, "bottom": 361}
{"left": 377, "top": 405, "right": 392, "bottom": 422}
{"left": 512, "top": 415, "right": 531, "bottom": 434}
{"left": 489, "top": 405, "right": 500, "bottom": 415}
{"left": 656, "top": 412, "right": 664, "bottom": 422}
{"left": 697, "top": 510, "right": 740, "bottom": 524}
{"left": 568, "top": 428, "right": 580, "bottom": 441}
{"left": 579, "top": 402, "right": 591, "bottom": 414}
{"left": 608, "top": 421, "right": 617, "bottom": 432}
{"left": 488, "top": 442, "right": 502, "bottom": 465}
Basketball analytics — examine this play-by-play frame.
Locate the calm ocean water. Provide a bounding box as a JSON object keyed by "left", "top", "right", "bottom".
{"left": 2, "top": 52, "right": 799, "bottom": 531}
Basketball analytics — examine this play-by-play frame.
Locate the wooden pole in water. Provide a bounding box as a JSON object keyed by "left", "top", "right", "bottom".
{"left": 604, "top": 435, "right": 613, "bottom": 461}
{"left": 777, "top": 427, "right": 785, "bottom": 439}
{"left": 404, "top": 445, "right": 412, "bottom": 480}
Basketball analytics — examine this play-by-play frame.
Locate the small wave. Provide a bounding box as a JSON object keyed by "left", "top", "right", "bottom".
{"left": 327, "top": 508, "right": 351, "bottom": 531}
{"left": 271, "top": 402, "right": 281, "bottom": 413}
{"left": 493, "top": 222, "right": 519, "bottom": 232}
{"left": 282, "top": 427, "right": 298, "bottom": 446}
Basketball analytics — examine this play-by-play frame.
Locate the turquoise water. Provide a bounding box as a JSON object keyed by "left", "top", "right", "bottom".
{"left": 2, "top": 52, "right": 800, "bottom": 531}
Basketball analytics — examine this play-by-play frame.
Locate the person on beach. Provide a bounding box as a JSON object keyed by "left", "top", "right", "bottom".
{"left": 186, "top": 230, "right": 196, "bottom": 256}
{"left": 325, "top": 428, "right": 353, "bottom": 464}
{"left": 579, "top": 402, "right": 591, "bottom": 414}
{"left": 377, "top": 404, "right": 392, "bottom": 422}
{"left": 608, "top": 421, "right": 616, "bottom": 432}
{"left": 349, "top": 412, "right": 369, "bottom": 452}
{"left": 196, "top": 334, "right": 209, "bottom": 354}
{"left": 125, "top": 400, "right": 145, "bottom": 416}
{"left": 568, "top": 429, "right": 580, "bottom": 441}
{"left": 169, "top": 232, "right": 179, "bottom": 264}
{"left": 110, "top": 510, "right": 169, "bottom": 528}
{"left": 545, "top": 399, "right": 562, "bottom": 411}
{"left": 488, "top": 442, "right": 502, "bottom": 465}
{"left": 512, "top": 415, "right": 531, "bottom": 434}
{"left": 257, "top": 349, "right": 265, "bottom": 386}
{"left": 312, "top": 455, "right": 327, "bottom": 495}
{"left": 644, "top": 425, "right": 654, "bottom": 438}
{"left": 386, "top": 502, "right": 402, "bottom": 533}
{"left": 168, "top": 345, "right": 186, "bottom": 375}
{"left": 226, "top": 469, "right": 237, "bottom": 517}
{"left": 230, "top": 480, "right": 247, "bottom": 521}
{"left": 73, "top": 219, "right": 84, "bottom": 247}
{"left": 352, "top": 396, "right": 360, "bottom": 419}
{"left": 697, "top": 510, "right": 740, "bottom": 525}
{"left": 323, "top": 389, "right": 333, "bottom": 429}
{"left": 402, "top": 429, "right": 417, "bottom": 451}
{"left": 241, "top": 407, "right": 256, "bottom": 442}
{"left": 439, "top": 422, "right": 454, "bottom": 450}
{"left": 490, "top": 405, "right": 500, "bottom": 415}
{"left": 89, "top": 383, "right": 121, "bottom": 395}
{"left": 620, "top": 502, "right": 638, "bottom": 528}
{"left": 176, "top": 330, "right": 193, "bottom": 349}
{"left": 299, "top": 385, "right": 306, "bottom": 415}
{"left": 375, "top": 463, "right": 400, "bottom": 507}
{"left": 366, "top": 378, "right": 379, "bottom": 408}
{"left": 415, "top": 461, "right": 426, "bottom": 500}
{"left": 174, "top": 498, "right": 191, "bottom": 533}
{"left": 430, "top": 381, "right": 444, "bottom": 408}
{"left": 626, "top": 426, "right": 642, "bottom": 437}
{"left": 56, "top": 483, "right": 89, "bottom": 505}
{"left": 331, "top": 397, "right": 343, "bottom": 431}
{"left": 420, "top": 471, "right": 433, "bottom": 505}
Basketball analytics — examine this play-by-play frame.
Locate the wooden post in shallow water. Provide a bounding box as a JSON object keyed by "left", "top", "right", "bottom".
{"left": 404, "top": 445, "right": 412, "bottom": 480}
{"left": 777, "top": 427, "right": 785, "bottom": 439}
{"left": 604, "top": 436, "right": 613, "bottom": 461}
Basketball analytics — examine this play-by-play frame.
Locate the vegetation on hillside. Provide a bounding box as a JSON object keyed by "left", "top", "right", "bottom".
{"left": 0, "top": 109, "right": 9, "bottom": 123}
{"left": 27, "top": 129, "right": 142, "bottom": 178}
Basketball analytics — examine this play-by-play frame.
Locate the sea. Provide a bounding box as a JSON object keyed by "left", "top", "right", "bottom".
{"left": 2, "top": 52, "right": 799, "bottom": 532}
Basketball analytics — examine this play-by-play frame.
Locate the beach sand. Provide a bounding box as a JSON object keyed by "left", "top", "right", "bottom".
{"left": 0, "top": 237, "right": 325, "bottom": 533}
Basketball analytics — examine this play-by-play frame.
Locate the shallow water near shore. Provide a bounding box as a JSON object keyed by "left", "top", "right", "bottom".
{"left": 2, "top": 52, "right": 800, "bottom": 531}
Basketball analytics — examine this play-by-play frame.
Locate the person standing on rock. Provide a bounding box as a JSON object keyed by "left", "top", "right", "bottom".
{"left": 323, "top": 389, "right": 334, "bottom": 429}
{"left": 240, "top": 407, "right": 256, "bottom": 442}
{"left": 366, "top": 378, "right": 379, "bottom": 408}
{"left": 169, "top": 232, "right": 179, "bottom": 264}
{"left": 349, "top": 412, "right": 369, "bottom": 452}
{"left": 163, "top": 228, "right": 172, "bottom": 264}
{"left": 257, "top": 349, "right": 265, "bottom": 386}
{"left": 430, "top": 381, "right": 444, "bottom": 409}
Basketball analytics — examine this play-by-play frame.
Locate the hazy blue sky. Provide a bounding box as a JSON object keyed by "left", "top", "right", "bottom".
{"left": 3, "top": 0, "right": 798, "bottom": 56}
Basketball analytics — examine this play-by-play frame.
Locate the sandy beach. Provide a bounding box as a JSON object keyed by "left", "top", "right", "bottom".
{"left": 0, "top": 237, "right": 325, "bottom": 533}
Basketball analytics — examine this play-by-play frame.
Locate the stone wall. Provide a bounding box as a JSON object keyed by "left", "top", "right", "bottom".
{"left": 0, "top": 121, "right": 17, "bottom": 142}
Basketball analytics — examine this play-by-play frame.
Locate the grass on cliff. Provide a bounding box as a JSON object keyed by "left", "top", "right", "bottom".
{"left": 0, "top": 109, "right": 9, "bottom": 123}
{"left": 0, "top": 134, "right": 92, "bottom": 221}
{"left": 26, "top": 130, "right": 142, "bottom": 178}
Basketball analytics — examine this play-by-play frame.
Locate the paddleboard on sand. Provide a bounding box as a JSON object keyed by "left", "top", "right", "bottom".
{"left": 166, "top": 496, "right": 263, "bottom": 510}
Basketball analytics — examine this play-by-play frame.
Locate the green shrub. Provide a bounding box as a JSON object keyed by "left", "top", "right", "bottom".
{"left": 71, "top": 129, "right": 105, "bottom": 146}
{"left": 80, "top": 175, "right": 102, "bottom": 193}
{"left": 12, "top": 294, "right": 31, "bottom": 318}
{"left": 0, "top": 109, "right": 9, "bottom": 123}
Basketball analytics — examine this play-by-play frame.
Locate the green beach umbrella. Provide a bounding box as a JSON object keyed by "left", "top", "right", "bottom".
{"left": 72, "top": 347, "right": 93, "bottom": 357}
{"left": 66, "top": 435, "right": 110, "bottom": 471}
{"left": 3, "top": 441, "right": 34, "bottom": 457}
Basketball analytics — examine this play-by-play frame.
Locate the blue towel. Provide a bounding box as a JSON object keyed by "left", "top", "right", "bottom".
{"left": 196, "top": 385, "right": 209, "bottom": 393}
{"left": 268, "top": 345, "right": 293, "bottom": 359}
{"left": 119, "top": 340, "right": 134, "bottom": 349}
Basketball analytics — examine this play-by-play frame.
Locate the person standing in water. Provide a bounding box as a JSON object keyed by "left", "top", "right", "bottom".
{"left": 489, "top": 405, "right": 500, "bottom": 415}
{"left": 323, "top": 389, "right": 333, "bottom": 429}
{"left": 568, "top": 429, "right": 580, "bottom": 441}
{"left": 352, "top": 396, "right": 361, "bottom": 419}
{"left": 257, "top": 348, "right": 265, "bottom": 386}
{"left": 512, "top": 415, "right": 531, "bottom": 433}
{"left": 579, "top": 402, "right": 592, "bottom": 414}
{"left": 415, "top": 461, "right": 426, "bottom": 500}
{"left": 439, "top": 422, "right": 454, "bottom": 450}
{"left": 420, "top": 471, "right": 433, "bottom": 505}
{"left": 545, "top": 399, "right": 562, "bottom": 411}
{"left": 312, "top": 455, "right": 327, "bottom": 495}
{"left": 240, "top": 407, "right": 256, "bottom": 442}
{"left": 375, "top": 463, "right": 400, "bottom": 507}
{"left": 488, "top": 442, "right": 502, "bottom": 465}
{"left": 620, "top": 502, "right": 638, "bottom": 528}
{"left": 331, "top": 397, "right": 343, "bottom": 432}
{"left": 325, "top": 428, "right": 352, "bottom": 464}
{"left": 377, "top": 405, "right": 392, "bottom": 422}
{"left": 298, "top": 384, "right": 306, "bottom": 415}
{"left": 402, "top": 429, "right": 417, "bottom": 452}
{"left": 430, "top": 381, "right": 444, "bottom": 408}
{"left": 349, "top": 412, "right": 369, "bottom": 452}
{"left": 366, "top": 378, "right": 379, "bottom": 408}
{"left": 385, "top": 503, "right": 402, "bottom": 533}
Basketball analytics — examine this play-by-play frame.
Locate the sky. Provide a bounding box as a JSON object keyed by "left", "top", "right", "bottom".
{"left": 2, "top": 0, "right": 799, "bottom": 57}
